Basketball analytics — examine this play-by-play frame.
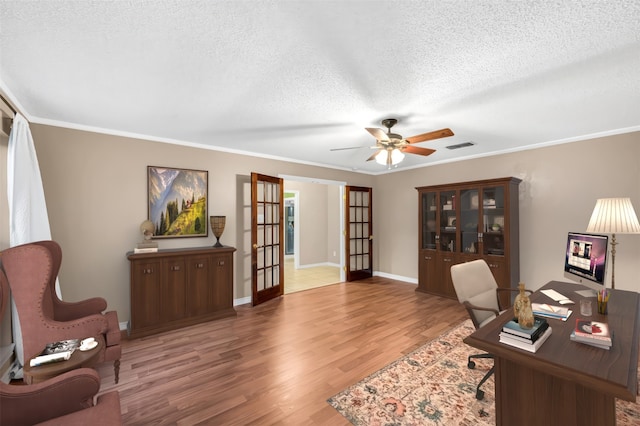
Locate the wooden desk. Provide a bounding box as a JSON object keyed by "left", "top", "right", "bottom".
{"left": 464, "top": 281, "right": 639, "bottom": 426}
{"left": 23, "top": 338, "right": 104, "bottom": 384}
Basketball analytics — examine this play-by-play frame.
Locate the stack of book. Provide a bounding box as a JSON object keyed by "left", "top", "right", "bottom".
{"left": 570, "top": 319, "right": 612, "bottom": 350}
{"left": 499, "top": 317, "right": 552, "bottom": 353}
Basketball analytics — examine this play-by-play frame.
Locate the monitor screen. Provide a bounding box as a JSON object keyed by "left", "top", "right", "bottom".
{"left": 563, "top": 232, "right": 608, "bottom": 290}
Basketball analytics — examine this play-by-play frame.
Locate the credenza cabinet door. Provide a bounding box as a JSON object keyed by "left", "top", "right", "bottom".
{"left": 211, "top": 253, "right": 234, "bottom": 310}
{"left": 128, "top": 246, "right": 236, "bottom": 338}
{"left": 163, "top": 258, "right": 187, "bottom": 322}
{"left": 130, "top": 260, "right": 162, "bottom": 329}
{"left": 186, "top": 255, "right": 212, "bottom": 317}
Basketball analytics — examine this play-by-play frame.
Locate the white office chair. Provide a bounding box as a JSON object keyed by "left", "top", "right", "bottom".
{"left": 450, "top": 259, "right": 526, "bottom": 400}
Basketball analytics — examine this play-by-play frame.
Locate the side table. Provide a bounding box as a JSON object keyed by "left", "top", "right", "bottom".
{"left": 23, "top": 338, "right": 104, "bottom": 384}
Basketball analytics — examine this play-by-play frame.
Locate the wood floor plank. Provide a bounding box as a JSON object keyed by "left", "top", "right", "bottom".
{"left": 97, "top": 277, "right": 468, "bottom": 425}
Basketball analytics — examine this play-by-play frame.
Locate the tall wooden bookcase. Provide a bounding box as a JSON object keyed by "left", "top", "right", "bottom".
{"left": 416, "top": 177, "right": 521, "bottom": 306}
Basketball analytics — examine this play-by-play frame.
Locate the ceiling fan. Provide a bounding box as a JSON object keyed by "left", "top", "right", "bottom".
{"left": 363, "top": 118, "right": 454, "bottom": 167}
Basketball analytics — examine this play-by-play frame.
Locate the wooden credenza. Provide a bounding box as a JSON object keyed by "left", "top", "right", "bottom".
{"left": 127, "top": 246, "right": 236, "bottom": 338}
{"left": 416, "top": 177, "right": 520, "bottom": 306}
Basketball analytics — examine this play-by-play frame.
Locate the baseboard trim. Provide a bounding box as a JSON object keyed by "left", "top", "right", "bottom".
{"left": 234, "top": 296, "right": 251, "bottom": 306}
{"left": 373, "top": 271, "right": 417, "bottom": 285}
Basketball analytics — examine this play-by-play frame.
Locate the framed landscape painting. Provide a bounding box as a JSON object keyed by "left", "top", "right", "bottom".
{"left": 147, "top": 166, "right": 208, "bottom": 238}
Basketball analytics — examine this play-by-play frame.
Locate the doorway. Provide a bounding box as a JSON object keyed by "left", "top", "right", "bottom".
{"left": 281, "top": 175, "right": 345, "bottom": 293}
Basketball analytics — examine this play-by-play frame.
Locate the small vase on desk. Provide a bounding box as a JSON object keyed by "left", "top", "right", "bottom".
{"left": 514, "top": 282, "right": 534, "bottom": 329}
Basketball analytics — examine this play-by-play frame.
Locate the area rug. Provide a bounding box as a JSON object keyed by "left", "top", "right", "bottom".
{"left": 328, "top": 319, "right": 640, "bottom": 425}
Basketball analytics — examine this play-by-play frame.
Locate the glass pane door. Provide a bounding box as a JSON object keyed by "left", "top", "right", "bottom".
{"left": 345, "top": 186, "right": 373, "bottom": 281}
{"left": 439, "top": 190, "right": 457, "bottom": 252}
{"left": 460, "top": 188, "right": 479, "bottom": 254}
{"left": 482, "top": 186, "right": 505, "bottom": 256}
{"left": 421, "top": 191, "right": 437, "bottom": 250}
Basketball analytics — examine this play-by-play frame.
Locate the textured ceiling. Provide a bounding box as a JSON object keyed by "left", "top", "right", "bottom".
{"left": 1, "top": 1, "right": 639, "bottom": 174}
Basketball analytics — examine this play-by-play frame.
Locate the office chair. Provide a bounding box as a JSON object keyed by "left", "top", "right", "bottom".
{"left": 450, "top": 259, "right": 526, "bottom": 400}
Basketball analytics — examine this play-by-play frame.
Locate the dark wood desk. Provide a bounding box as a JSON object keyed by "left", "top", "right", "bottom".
{"left": 23, "top": 338, "right": 104, "bottom": 384}
{"left": 464, "top": 281, "right": 639, "bottom": 426}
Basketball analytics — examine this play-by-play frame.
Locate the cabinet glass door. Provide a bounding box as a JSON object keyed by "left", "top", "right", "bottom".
{"left": 460, "top": 188, "right": 479, "bottom": 254}
{"left": 482, "top": 186, "right": 505, "bottom": 256}
{"left": 439, "top": 190, "right": 457, "bottom": 252}
{"left": 421, "top": 191, "right": 437, "bottom": 250}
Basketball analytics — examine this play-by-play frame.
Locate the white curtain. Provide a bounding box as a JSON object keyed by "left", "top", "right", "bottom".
{"left": 7, "top": 112, "right": 60, "bottom": 369}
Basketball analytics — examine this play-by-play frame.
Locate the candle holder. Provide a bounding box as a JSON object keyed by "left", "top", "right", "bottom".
{"left": 210, "top": 216, "right": 226, "bottom": 247}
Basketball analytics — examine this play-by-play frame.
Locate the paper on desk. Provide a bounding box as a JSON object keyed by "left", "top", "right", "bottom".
{"left": 540, "top": 289, "right": 573, "bottom": 303}
{"left": 532, "top": 303, "right": 572, "bottom": 321}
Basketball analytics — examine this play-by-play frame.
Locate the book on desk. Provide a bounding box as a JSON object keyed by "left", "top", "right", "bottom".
{"left": 571, "top": 318, "right": 612, "bottom": 349}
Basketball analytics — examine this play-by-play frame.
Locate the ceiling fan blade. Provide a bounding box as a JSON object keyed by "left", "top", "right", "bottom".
{"left": 405, "top": 128, "right": 454, "bottom": 144}
{"left": 330, "top": 146, "right": 363, "bottom": 151}
{"left": 366, "top": 127, "right": 390, "bottom": 141}
{"left": 402, "top": 145, "right": 436, "bottom": 156}
{"left": 366, "top": 150, "right": 381, "bottom": 161}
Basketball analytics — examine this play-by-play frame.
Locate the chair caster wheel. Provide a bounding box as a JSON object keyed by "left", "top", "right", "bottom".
{"left": 476, "top": 389, "right": 484, "bottom": 400}
{"left": 468, "top": 360, "right": 476, "bottom": 369}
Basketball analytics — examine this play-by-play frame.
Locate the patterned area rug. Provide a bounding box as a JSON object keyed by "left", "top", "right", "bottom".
{"left": 328, "top": 319, "right": 640, "bottom": 425}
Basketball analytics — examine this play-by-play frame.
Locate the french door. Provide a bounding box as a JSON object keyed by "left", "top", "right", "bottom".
{"left": 345, "top": 186, "right": 373, "bottom": 281}
{"left": 251, "top": 172, "right": 284, "bottom": 306}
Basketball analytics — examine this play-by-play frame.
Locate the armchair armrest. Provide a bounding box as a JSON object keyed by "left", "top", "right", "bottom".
{"left": 0, "top": 368, "right": 100, "bottom": 425}
{"left": 462, "top": 301, "right": 500, "bottom": 316}
{"left": 462, "top": 301, "right": 500, "bottom": 330}
{"left": 53, "top": 296, "right": 107, "bottom": 322}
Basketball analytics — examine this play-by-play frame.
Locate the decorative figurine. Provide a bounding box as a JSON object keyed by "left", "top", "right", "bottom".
{"left": 513, "top": 282, "right": 534, "bottom": 329}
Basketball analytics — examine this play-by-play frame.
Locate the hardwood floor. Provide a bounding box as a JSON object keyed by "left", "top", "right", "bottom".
{"left": 96, "top": 277, "right": 468, "bottom": 425}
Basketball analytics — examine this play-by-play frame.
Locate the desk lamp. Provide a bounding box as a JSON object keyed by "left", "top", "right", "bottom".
{"left": 586, "top": 198, "right": 640, "bottom": 289}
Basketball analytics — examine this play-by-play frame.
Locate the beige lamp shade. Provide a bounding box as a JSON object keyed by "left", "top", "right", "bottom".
{"left": 586, "top": 198, "right": 640, "bottom": 234}
{"left": 585, "top": 197, "right": 639, "bottom": 289}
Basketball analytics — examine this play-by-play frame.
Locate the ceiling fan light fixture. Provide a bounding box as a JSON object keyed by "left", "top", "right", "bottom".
{"left": 375, "top": 148, "right": 405, "bottom": 167}
{"left": 391, "top": 148, "right": 405, "bottom": 164}
{"left": 375, "top": 149, "right": 388, "bottom": 165}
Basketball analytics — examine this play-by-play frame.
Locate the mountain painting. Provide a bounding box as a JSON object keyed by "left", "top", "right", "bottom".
{"left": 147, "top": 166, "right": 208, "bottom": 238}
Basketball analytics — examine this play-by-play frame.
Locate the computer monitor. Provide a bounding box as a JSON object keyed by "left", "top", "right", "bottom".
{"left": 563, "top": 231, "right": 608, "bottom": 293}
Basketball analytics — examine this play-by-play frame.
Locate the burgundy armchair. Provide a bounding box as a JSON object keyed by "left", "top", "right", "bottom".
{"left": 0, "top": 240, "right": 121, "bottom": 383}
{"left": 0, "top": 266, "right": 121, "bottom": 425}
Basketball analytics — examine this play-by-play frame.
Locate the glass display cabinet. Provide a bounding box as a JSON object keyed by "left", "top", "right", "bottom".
{"left": 417, "top": 177, "right": 521, "bottom": 304}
